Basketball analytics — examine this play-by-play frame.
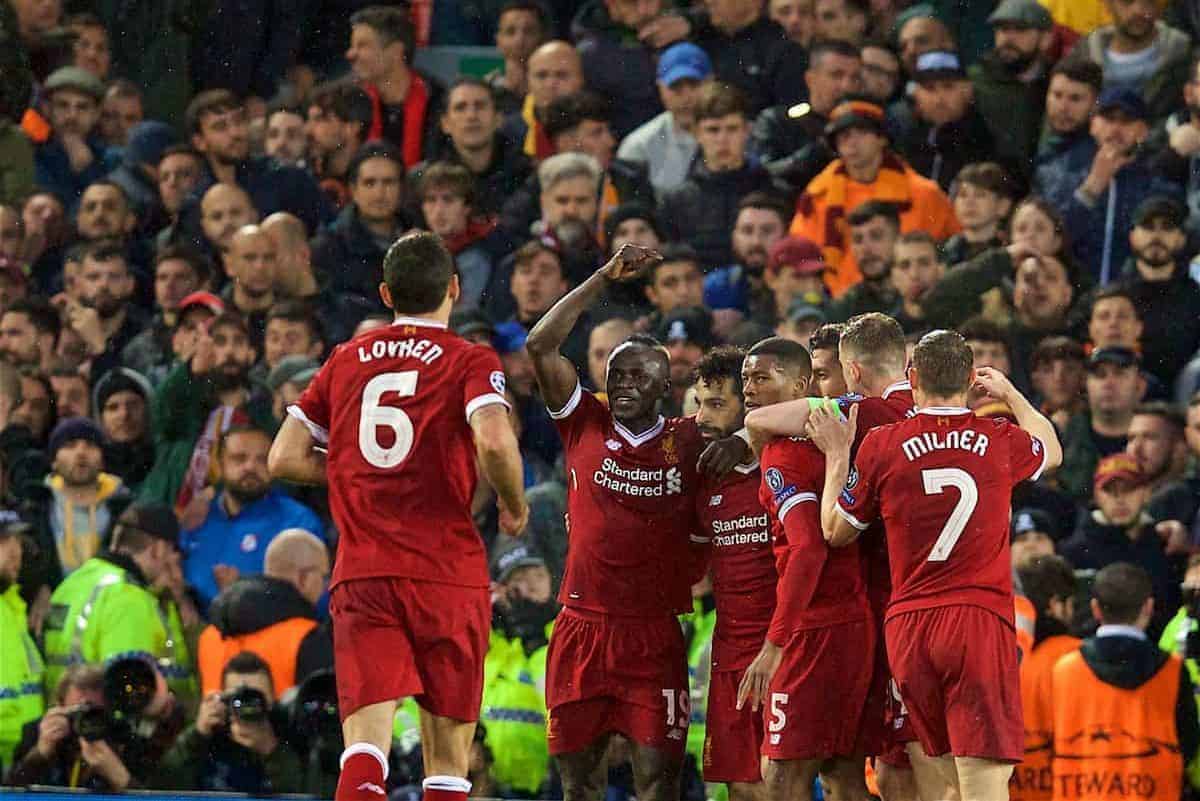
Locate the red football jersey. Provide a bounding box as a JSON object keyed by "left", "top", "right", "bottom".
{"left": 695, "top": 465, "right": 776, "bottom": 673}
{"left": 291, "top": 317, "right": 508, "bottom": 590}
{"left": 841, "top": 381, "right": 917, "bottom": 616}
{"left": 552, "top": 383, "right": 705, "bottom": 618}
{"left": 836, "top": 407, "right": 1048, "bottom": 624}
{"left": 759, "top": 438, "right": 870, "bottom": 645}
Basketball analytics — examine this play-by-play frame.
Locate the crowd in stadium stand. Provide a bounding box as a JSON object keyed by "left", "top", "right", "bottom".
{"left": 5, "top": 0, "right": 1200, "bottom": 797}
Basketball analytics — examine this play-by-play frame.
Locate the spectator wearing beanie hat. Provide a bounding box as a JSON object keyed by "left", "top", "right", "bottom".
{"left": 106, "top": 120, "right": 178, "bottom": 236}
{"left": 37, "top": 417, "right": 131, "bottom": 577}
{"left": 92, "top": 368, "right": 155, "bottom": 492}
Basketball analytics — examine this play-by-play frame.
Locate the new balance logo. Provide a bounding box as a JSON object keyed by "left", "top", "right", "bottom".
{"left": 605, "top": 439, "right": 622, "bottom": 451}
{"left": 357, "top": 782, "right": 386, "bottom": 796}
{"left": 709, "top": 494, "right": 722, "bottom": 506}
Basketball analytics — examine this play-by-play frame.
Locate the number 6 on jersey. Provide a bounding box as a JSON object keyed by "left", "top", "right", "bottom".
{"left": 359, "top": 371, "right": 419, "bottom": 468}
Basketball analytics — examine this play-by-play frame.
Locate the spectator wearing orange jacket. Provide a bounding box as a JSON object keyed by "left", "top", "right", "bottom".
{"left": 789, "top": 97, "right": 959, "bottom": 298}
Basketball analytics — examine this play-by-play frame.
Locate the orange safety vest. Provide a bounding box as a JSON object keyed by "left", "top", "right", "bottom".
{"left": 197, "top": 617, "right": 318, "bottom": 696}
{"left": 1015, "top": 595, "right": 1037, "bottom": 658}
{"left": 1051, "top": 648, "right": 1184, "bottom": 801}
{"left": 1012, "top": 634, "right": 1080, "bottom": 801}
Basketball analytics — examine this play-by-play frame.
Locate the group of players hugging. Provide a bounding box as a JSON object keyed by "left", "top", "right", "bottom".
{"left": 270, "top": 234, "right": 1058, "bottom": 801}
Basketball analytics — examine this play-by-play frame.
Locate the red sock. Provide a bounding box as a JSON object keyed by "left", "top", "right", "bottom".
{"left": 335, "top": 745, "right": 388, "bottom": 801}
{"left": 422, "top": 775, "right": 470, "bottom": 800}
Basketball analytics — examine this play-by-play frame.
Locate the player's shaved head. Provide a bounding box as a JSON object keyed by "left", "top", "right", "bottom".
{"left": 265, "top": 528, "right": 327, "bottom": 575}
{"left": 840, "top": 313, "right": 906, "bottom": 378}
{"left": 911, "top": 329, "right": 973, "bottom": 399}
{"left": 606, "top": 333, "right": 670, "bottom": 426}
{"left": 382, "top": 230, "right": 455, "bottom": 314}
{"left": 746, "top": 336, "right": 812, "bottom": 380}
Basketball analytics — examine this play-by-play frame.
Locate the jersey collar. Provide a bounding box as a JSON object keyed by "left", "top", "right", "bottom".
{"left": 734, "top": 460, "right": 760, "bottom": 475}
{"left": 917, "top": 406, "right": 972, "bottom": 416}
{"left": 391, "top": 316, "right": 447, "bottom": 330}
{"left": 882, "top": 380, "right": 911, "bottom": 399}
{"left": 613, "top": 416, "right": 665, "bottom": 447}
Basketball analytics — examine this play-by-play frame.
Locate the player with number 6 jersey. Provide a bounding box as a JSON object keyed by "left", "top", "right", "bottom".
{"left": 270, "top": 231, "right": 527, "bottom": 801}
{"left": 811, "top": 330, "right": 1063, "bottom": 801}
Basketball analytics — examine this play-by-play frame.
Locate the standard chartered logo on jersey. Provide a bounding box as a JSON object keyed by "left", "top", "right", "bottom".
{"left": 593, "top": 458, "right": 683, "bottom": 497}
{"left": 711, "top": 514, "right": 770, "bottom": 547}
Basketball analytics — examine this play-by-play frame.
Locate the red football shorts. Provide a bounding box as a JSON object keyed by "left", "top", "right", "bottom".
{"left": 546, "top": 608, "right": 689, "bottom": 757}
{"left": 762, "top": 618, "right": 874, "bottom": 761}
{"left": 703, "top": 669, "right": 765, "bottom": 784}
{"left": 330, "top": 576, "right": 490, "bottom": 721}
{"left": 885, "top": 605, "right": 1023, "bottom": 762}
{"left": 863, "top": 638, "right": 915, "bottom": 767}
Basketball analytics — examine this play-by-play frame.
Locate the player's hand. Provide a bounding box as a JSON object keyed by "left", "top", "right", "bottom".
{"left": 600, "top": 243, "right": 662, "bottom": 283}
{"left": 972, "top": 366, "right": 1017, "bottom": 403}
{"left": 499, "top": 498, "right": 530, "bottom": 536}
{"left": 736, "top": 641, "right": 783, "bottom": 712}
{"left": 180, "top": 486, "right": 215, "bottom": 531}
{"left": 806, "top": 403, "right": 857, "bottom": 456}
{"left": 698, "top": 435, "right": 750, "bottom": 478}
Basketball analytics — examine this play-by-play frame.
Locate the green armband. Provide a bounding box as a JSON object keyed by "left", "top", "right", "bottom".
{"left": 807, "top": 397, "right": 845, "bottom": 419}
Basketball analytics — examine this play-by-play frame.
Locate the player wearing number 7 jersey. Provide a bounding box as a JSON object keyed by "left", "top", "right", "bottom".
{"left": 268, "top": 231, "right": 528, "bottom": 801}
{"left": 809, "top": 330, "right": 1063, "bottom": 801}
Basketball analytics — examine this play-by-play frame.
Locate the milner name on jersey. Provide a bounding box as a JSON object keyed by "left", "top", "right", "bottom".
{"left": 901, "top": 428, "right": 990, "bottom": 462}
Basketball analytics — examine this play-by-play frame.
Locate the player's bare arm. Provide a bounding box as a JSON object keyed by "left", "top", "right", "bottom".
{"left": 268, "top": 414, "right": 329, "bottom": 486}
{"left": 973, "top": 366, "right": 1064, "bottom": 472}
{"left": 470, "top": 403, "right": 529, "bottom": 535}
{"left": 806, "top": 405, "right": 861, "bottom": 547}
{"left": 526, "top": 243, "right": 662, "bottom": 412}
{"left": 744, "top": 399, "right": 813, "bottom": 445}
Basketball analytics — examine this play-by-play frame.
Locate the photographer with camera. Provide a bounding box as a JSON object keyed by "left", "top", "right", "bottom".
{"left": 6, "top": 658, "right": 183, "bottom": 789}
{"left": 154, "top": 650, "right": 303, "bottom": 792}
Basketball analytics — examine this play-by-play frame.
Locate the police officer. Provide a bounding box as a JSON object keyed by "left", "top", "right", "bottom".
{"left": 0, "top": 508, "right": 44, "bottom": 770}
{"left": 42, "top": 504, "right": 194, "bottom": 702}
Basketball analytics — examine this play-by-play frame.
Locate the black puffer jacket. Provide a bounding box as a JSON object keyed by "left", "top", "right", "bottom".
{"left": 659, "top": 158, "right": 773, "bottom": 270}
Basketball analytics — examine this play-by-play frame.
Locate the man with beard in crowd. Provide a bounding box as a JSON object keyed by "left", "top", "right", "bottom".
{"left": 59, "top": 240, "right": 145, "bottom": 379}
{"left": 181, "top": 424, "right": 322, "bottom": 613}
{"left": 92, "top": 367, "right": 155, "bottom": 493}
{"left": 39, "top": 416, "right": 131, "bottom": 578}
{"left": 1037, "top": 59, "right": 1102, "bottom": 165}
{"left": 140, "top": 312, "right": 274, "bottom": 521}
{"left": 0, "top": 297, "right": 60, "bottom": 371}
{"left": 969, "top": 0, "right": 1053, "bottom": 177}
{"left": 703, "top": 194, "right": 790, "bottom": 335}
{"left": 826, "top": 201, "right": 899, "bottom": 322}
{"left": 199, "top": 183, "right": 260, "bottom": 260}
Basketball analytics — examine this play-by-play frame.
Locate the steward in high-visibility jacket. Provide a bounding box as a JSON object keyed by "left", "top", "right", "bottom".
{"left": 42, "top": 505, "right": 194, "bottom": 701}
{"left": 0, "top": 511, "right": 44, "bottom": 770}
{"left": 1050, "top": 564, "right": 1200, "bottom": 801}
{"left": 1011, "top": 554, "right": 1079, "bottom": 801}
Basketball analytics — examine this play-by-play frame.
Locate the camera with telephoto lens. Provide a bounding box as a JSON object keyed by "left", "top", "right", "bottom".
{"left": 103, "top": 655, "right": 159, "bottom": 717}
{"left": 221, "top": 686, "right": 269, "bottom": 723}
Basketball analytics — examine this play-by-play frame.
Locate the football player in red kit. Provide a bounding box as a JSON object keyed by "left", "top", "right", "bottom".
{"left": 692, "top": 345, "right": 777, "bottom": 801}
{"left": 268, "top": 231, "right": 529, "bottom": 801}
{"left": 745, "top": 315, "right": 919, "bottom": 801}
{"left": 810, "top": 330, "right": 1063, "bottom": 801}
{"left": 525, "top": 243, "right": 748, "bottom": 801}
{"left": 734, "top": 337, "right": 873, "bottom": 801}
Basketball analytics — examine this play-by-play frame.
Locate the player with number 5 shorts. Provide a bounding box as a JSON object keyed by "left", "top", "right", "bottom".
{"left": 810, "top": 330, "right": 1063, "bottom": 801}
{"left": 270, "top": 231, "right": 528, "bottom": 801}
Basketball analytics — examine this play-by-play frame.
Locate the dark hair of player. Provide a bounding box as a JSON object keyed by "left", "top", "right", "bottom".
{"left": 1016, "top": 555, "right": 1076, "bottom": 617}
{"left": 382, "top": 230, "right": 456, "bottom": 314}
{"left": 693, "top": 345, "right": 747, "bottom": 398}
{"left": 746, "top": 336, "right": 813, "bottom": 380}
{"left": 1091, "top": 562, "right": 1153, "bottom": 625}
{"left": 809, "top": 322, "right": 845, "bottom": 356}
{"left": 841, "top": 313, "right": 905, "bottom": 375}
{"left": 1132, "top": 400, "right": 1185, "bottom": 434}
{"left": 911, "top": 329, "right": 973, "bottom": 398}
